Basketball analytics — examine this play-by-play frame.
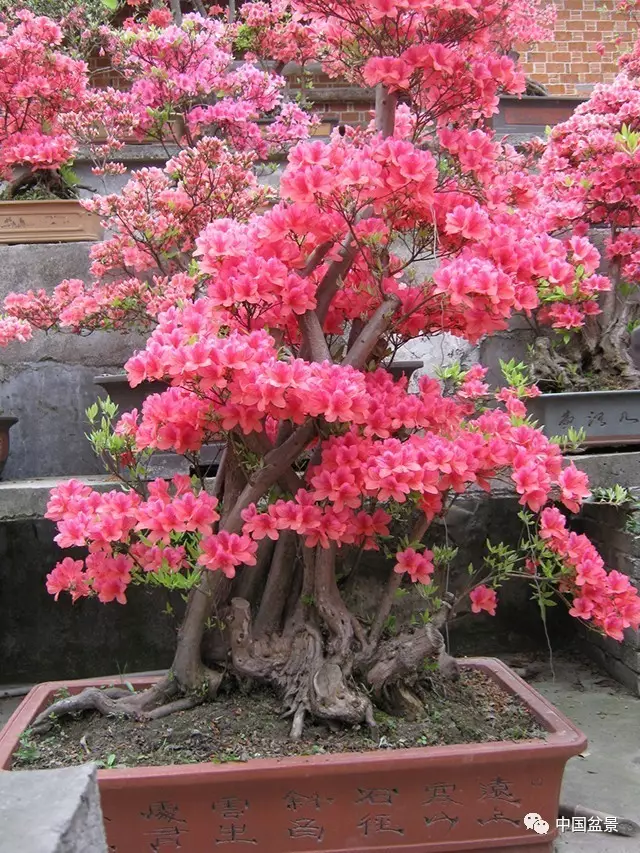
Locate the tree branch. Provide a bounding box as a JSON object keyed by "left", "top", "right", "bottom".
{"left": 299, "top": 311, "right": 332, "bottom": 363}
{"left": 224, "top": 422, "right": 315, "bottom": 533}
{"left": 169, "top": 0, "right": 183, "bottom": 26}
{"left": 343, "top": 295, "right": 401, "bottom": 369}
{"left": 368, "top": 513, "right": 431, "bottom": 647}
{"left": 375, "top": 84, "right": 397, "bottom": 138}
{"left": 302, "top": 240, "right": 333, "bottom": 277}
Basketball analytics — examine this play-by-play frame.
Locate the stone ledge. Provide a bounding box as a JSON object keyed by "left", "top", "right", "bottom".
{"left": 0, "top": 476, "right": 121, "bottom": 522}
{"left": 0, "top": 763, "right": 107, "bottom": 853}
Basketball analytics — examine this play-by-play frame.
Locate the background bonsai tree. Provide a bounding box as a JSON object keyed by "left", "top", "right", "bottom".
{"left": 0, "top": 11, "right": 89, "bottom": 199}
{"left": 4, "top": 0, "right": 640, "bottom": 737}
{"left": 531, "top": 33, "right": 640, "bottom": 390}
{"left": 0, "top": 4, "right": 314, "bottom": 339}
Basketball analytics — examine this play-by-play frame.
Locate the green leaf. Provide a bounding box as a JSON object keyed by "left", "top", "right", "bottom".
{"left": 101, "top": 0, "right": 119, "bottom": 11}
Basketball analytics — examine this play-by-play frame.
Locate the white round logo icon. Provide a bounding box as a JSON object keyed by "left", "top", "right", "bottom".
{"left": 524, "top": 813, "right": 550, "bottom": 835}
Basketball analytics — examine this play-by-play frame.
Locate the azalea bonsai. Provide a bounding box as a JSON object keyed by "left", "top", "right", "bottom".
{"left": 530, "top": 31, "right": 640, "bottom": 390}
{"left": 2, "top": 0, "right": 640, "bottom": 738}
{"left": 0, "top": 11, "right": 89, "bottom": 200}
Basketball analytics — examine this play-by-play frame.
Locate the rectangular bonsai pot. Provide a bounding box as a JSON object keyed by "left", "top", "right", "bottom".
{"left": 0, "top": 200, "right": 103, "bottom": 244}
{"left": 527, "top": 390, "right": 640, "bottom": 447}
{"left": 0, "top": 658, "right": 586, "bottom": 853}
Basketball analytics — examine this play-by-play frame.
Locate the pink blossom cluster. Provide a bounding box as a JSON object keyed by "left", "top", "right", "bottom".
{"left": 8, "top": 1, "right": 635, "bottom": 642}
{"left": 292, "top": 0, "right": 555, "bottom": 126}
{"left": 0, "top": 11, "right": 88, "bottom": 178}
{"left": 45, "top": 475, "right": 220, "bottom": 604}
{"left": 238, "top": 0, "right": 321, "bottom": 66}
{"left": 2, "top": 140, "right": 271, "bottom": 335}
{"left": 0, "top": 315, "right": 31, "bottom": 347}
{"left": 538, "top": 44, "right": 640, "bottom": 285}
{"left": 102, "top": 10, "right": 313, "bottom": 158}
{"left": 540, "top": 507, "right": 640, "bottom": 640}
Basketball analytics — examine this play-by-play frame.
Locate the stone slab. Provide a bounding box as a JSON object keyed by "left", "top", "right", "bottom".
{"left": 0, "top": 763, "right": 107, "bottom": 853}
{"left": 0, "top": 476, "right": 119, "bottom": 522}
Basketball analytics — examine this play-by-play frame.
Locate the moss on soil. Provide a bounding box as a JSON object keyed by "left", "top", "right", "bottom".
{"left": 13, "top": 670, "right": 545, "bottom": 772}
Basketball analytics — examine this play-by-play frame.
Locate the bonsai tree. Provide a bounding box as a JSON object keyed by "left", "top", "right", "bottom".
{"left": 0, "top": 11, "right": 89, "bottom": 199}
{"left": 4, "top": 0, "right": 640, "bottom": 737}
{"left": 0, "top": 5, "right": 314, "bottom": 335}
{"left": 531, "top": 33, "right": 640, "bottom": 389}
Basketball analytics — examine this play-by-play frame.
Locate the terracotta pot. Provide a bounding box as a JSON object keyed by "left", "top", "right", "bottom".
{"left": 0, "top": 200, "right": 103, "bottom": 244}
{"left": 0, "top": 416, "right": 17, "bottom": 479}
{"left": 0, "top": 658, "right": 586, "bottom": 853}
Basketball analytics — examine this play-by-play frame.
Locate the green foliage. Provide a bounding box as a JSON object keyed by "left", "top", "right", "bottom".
{"left": 616, "top": 123, "right": 640, "bottom": 155}
{"left": 590, "top": 484, "right": 638, "bottom": 507}
{"left": 499, "top": 358, "right": 531, "bottom": 391}
{"left": 14, "top": 730, "right": 40, "bottom": 765}
{"left": 549, "top": 426, "right": 587, "bottom": 453}
{"left": 436, "top": 360, "right": 465, "bottom": 392}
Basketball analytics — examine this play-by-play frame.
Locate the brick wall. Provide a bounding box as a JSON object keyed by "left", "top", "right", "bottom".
{"left": 520, "top": 0, "right": 636, "bottom": 95}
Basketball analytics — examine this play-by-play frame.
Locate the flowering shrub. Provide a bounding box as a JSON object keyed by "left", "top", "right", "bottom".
{"left": 9, "top": 1, "right": 640, "bottom": 733}
{"left": 532, "top": 34, "right": 640, "bottom": 387}
{"left": 0, "top": 11, "right": 88, "bottom": 191}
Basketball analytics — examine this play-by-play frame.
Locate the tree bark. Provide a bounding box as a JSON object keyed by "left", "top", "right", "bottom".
{"left": 375, "top": 85, "right": 397, "bottom": 138}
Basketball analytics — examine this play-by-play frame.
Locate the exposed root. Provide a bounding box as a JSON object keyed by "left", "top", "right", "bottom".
{"left": 366, "top": 594, "right": 458, "bottom": 697}
{"left": 29, "top": 673, "right": 218, "bottom": 733}
{"left": 31, "top": 687, "right": 143, "bottom": 734}
{"left": 290, "top": 705, "right": 306, "bottom": 740}
{"left": 228, "top": 596, "right": 374, "bottom": 740}
{"left": 142, "top": 695, "right": 203, "bottom": 721}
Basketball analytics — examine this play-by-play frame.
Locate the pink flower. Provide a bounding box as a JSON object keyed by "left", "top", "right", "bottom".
{"left": 569, "top": 596, "right": 594, "bottom": 620}
{"left": 470, "top": 585, "right": 497, "bottom": 616}
{"left": 557, "top": 465, "right": 590, "bottom": 513}
{"left": 393, "top": 547, "right": 435, "bottom": 584}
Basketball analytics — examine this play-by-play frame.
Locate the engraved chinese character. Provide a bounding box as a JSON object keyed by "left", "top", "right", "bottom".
{"left": 356, "top": 787, "right": 398, "bottom": 805}
{"left": 357, "top": 814, "right": 404, "bottom": 836}
{"left": 215, "top": 824, "right": 257, "bottom": 845}
{"left": 477, "top": 808, "right": 520, "bottom": 827}
{"left": 559, "top": 410, "right": 575, "bottom": 427}
{"left": 284, "top": 791, "right": 333, "bottom": 811}
{"left": 424, "top": 783, "right": 461, "bottom": 805}
{"left": 288, "top": 818, "right": 325, "bottom": 841}
{"left": 145, "top": 826, "right": 183, "bottom": 851}
{"left": 479, "top": 777, "right": 520, "bottom": 806}
{"left": 587, "top": 411, "right": 607, "bottom": 427}
{"left": 142, "top": 802, "right": 186, "bottom": 823}
{"left": 212, "top": 797, "right": 249, "bottom": 820}
{"left": 424, "top": 811, "right": 459, "bottom": 832}
{"left": 619, "top": 411, "right": 639, "bottom": 424}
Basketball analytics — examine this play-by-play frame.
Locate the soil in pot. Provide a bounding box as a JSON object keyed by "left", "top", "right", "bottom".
{"left": 13, "top": 669, "right": 544, "bottom": 772}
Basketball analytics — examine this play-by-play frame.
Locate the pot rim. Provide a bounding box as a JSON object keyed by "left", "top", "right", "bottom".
{"left": 0, "top": 657, "right": 587, "bottom": 785}
{"left": 94, "top": 374, "right": 167, "bottom": 387}
{"left": 0, "top": 416, "right": 18, "bottom": 428}
{"left": 0, "top": 199, "right": 89, "bottom": 207}
{"left": 530, "top": 389, "right": 640, "bottom": 400}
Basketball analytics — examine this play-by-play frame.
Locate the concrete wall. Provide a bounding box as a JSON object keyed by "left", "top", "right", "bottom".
{"left": 0, "top": 519, "right": 184, "bottom": 683}
{"left": 0, "top": 242, "right": 145, "bottom": 480}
